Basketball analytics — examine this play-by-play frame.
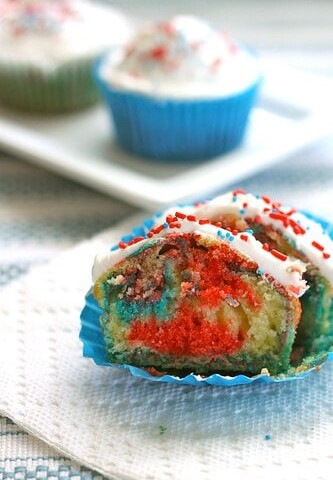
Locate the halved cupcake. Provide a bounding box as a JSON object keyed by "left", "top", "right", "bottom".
{"left": 92, "top": 212, "right": 307, "bottom": 376}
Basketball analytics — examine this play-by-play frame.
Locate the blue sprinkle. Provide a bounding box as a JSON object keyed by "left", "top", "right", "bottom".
{"left": 256, "top": 268, "right": 263, "bottom": 275}
{"left": 217, "top": 230, "right": 225, "bottom": 239}
{"left": 232, "top": 196, "right": 237, "bottom": 203}
{"left": 297, "top": 219, "right": 301, "bottom": 224}
{"left": 163, "top": 222, "right": 169, "bottom": 228}
{"left": 132, "top": 226, "right": 145, "bottom": 237}
{"left": 246, "top": 229, "right": 254, "bottom": 235}
{"left": 240, "top": 209, "right": 245, "bottom": 215}
{"left": 306, "top": 226, "right": 310, "bottom": 231}
{"left": 143, "top": 218, "right": 155, "bottom": 230}
{"left": 255, "top": 194, "right": 260, "bottom": 199}
{"left": 121, "top": 234, "right": 134, "bottom": 243}
{"left": 111, "top": 244, "right": 119, "bottom": 251}
{"left": 265, "top": 434, "right": 271, "bottom": 441}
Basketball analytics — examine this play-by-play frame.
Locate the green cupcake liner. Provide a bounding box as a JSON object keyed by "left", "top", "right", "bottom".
{"left": 0, "top": 57, "right": 100, "bottom": 113}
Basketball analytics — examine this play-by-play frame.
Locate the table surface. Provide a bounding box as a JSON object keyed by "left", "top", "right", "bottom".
{"left": 1, "top": 1, "right": 333, "bottom": 479}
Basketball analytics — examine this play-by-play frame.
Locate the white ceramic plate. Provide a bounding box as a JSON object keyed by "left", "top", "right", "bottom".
{"left": 1, "top": 60, "right": 333, "bottom": 211}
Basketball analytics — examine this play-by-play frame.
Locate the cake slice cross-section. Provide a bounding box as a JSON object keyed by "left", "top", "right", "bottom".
{"left": 92, "top": 210, "right": 307, "bottom": 376}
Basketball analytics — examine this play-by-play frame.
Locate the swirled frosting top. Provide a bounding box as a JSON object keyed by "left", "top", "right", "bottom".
{"left": 100, "top": 15, "right": 260, "bottom": 99}
{"left": 0, "top": 0, "right": 130, "bottom": 69}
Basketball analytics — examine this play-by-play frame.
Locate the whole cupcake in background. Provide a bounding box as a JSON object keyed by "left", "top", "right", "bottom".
{"left": 95, "top": 16, "right": 261, "bottom": 161}
{"left": 0, "top": 0, "right": 131, "bottom": 112}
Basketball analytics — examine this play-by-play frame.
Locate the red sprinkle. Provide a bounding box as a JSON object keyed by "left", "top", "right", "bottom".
{"left": 286, "top": 208, "right": 296, "bottom": 216}
{"left": 212, "top": 58, "right": 222, "bottom": 68}
{"left": 135, "top": 236, "right": 144, "bottom": 242}
{"left": 169, "top": 222, "right": 181, "bottom": 229}
{"left": 175, "top": 211, "right": 187, "bottom": 219}
{"left": 262, "top": 195, "right": 271, "bottom": 204}
{"left": 262, "top": 243, "right": 270, "bottom": 251}
{"left": 166, "top": 215, "right": 178, "bottom": 224}
{"left": 323, "top": 252, "right": 331, "bottom": 259}
{"left": 159, "top": 22, "right": 176, "bottom": 36}
{"left": 243, "top": 202, "right": 248, "bottom": 208}
{"left": 269, "top": 212, "right": 288, "bottom": 227}
{"left": 153, "top": 224, "right": 165, "bottom": 234}
{"left": 187, "top": 215, "right": 197, "bottom": 222}
{"left": 199, "top": 218, "right": 210, "bottom": 225}
{"left": 233, "top": 189, "right": 246, "bottom": 196}
{"left": 270, "top": 249, "right": 287, "bottom": 261}
{"left": 147, "top": 231, "right": 154, "bottom": 238}
{"left": 289, "top": 218, "right": 306, "bottom": 235}
{"left": 150, "top": 46, "right": 167, "bottom": 60}
{"left": 130, "top": 236, "right": 144, "bottom": 245}
{"left": 118, "top": 241, "right": 127, "bottom": 249}
{"left": 312, "top": 241, "right": 324, "bottom": 252}
{"left": 240, "top": 234, "right": 248, "bottom": 242}
{"left": 294, "top": 225, "right": 306, "bottom": 235}
{"left": 272, "top": 201, "right": 282, "bottom": 210}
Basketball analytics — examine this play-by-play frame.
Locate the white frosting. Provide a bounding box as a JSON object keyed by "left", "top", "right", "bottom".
{"left": 161, "top": 191, "right": 333, "bottom": 286}
{"left": 100, "top": 15, "right": 260, "bottom": 99}
{"left": 0, "top": 0, "right": 131, "bottom": 70}
{"left": 92, "top": 191, "right": 333, "bottom": 306}
{"left": 92, "top": 218, "right": 307, "bottom": 298}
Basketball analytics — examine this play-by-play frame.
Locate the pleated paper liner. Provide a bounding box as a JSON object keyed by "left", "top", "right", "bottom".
{"left": 94, "top": 56, "right": 261, "bottom": 162}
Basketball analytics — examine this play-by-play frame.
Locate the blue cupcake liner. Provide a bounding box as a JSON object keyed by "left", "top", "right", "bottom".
{"left": 94, "top": 59, "right": 261, "bottom": 162}
{"left": 79, "top": 212, "right": 333, "bottom": 386}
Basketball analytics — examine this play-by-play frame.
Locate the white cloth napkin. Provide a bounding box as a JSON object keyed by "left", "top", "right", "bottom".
{"left": 1, "top": 214, "right": 333, "bottom": 480}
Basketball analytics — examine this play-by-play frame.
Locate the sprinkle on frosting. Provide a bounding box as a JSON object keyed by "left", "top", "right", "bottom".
{"left": 92, "top": 200, "right": 309, "bottom": 298}
{"left": 159, "top": 191, "right": 333, "bottom": 286}
{"left": 0, "top": 0, "right": 131, "bottom": 69}
{"left": 92, "top": 192, "right": 333, "bottom": 298}
{"left": 100, "top": 15, "right": 260, "bottom": 99}
{"left": 0, "top": 1, "right": 78, "bottom": 36}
